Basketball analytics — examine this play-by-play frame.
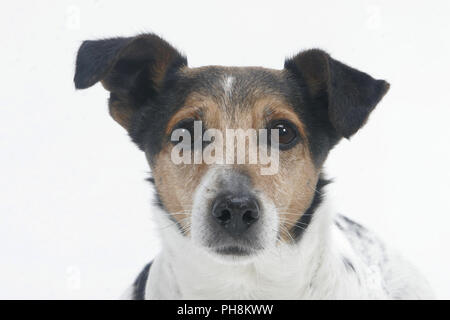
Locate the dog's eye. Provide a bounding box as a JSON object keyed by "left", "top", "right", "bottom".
{"left": 268, "top": 120, "right": 299, "bottom": 149}
{"left": 171, "top": 118, "right": 203, "bottom": 147}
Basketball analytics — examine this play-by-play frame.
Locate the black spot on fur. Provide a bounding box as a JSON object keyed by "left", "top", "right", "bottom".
{"left": 132, "top": 261, "right": 152, "bottom": 300}
{"left": 146, "top": 176, "right": 164, "bottom": 210}
{"left": 337, "top": 214, "right": 368, "bottom": 239}
{"left": 342, "top": 256, "right": 356, "bottom": 273}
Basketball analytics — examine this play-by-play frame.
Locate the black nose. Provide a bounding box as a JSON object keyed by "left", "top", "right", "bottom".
{"left": 211, "top": 194, "right": 260, "bottom": 237}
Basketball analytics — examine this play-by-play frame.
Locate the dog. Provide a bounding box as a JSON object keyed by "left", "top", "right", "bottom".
{"left": 74, "top": 33, "right": 432, "bottom": 299}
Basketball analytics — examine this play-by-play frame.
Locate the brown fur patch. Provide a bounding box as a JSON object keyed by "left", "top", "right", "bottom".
{"left": 165, "top": 105, "right": 202, "bottom": 134}
{"left": 108, "top": 99, "right": 133, "bottom": 129}
{"left": 150, "top": 46, "right": 184, "bottom": 90}
{"left": 247, "top": 149, "right": 318, "bottom": 242}
{"left": 151, "top": 146, "right": 209, "bottom": 235}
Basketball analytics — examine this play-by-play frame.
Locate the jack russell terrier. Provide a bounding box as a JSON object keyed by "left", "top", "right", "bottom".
{"left": 74, "top": 33, "right": 432, "bottom": 299}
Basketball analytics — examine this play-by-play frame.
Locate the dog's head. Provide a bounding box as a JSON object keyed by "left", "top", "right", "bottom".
{"left": 74, "top": 34, "right": 389, "bottom": 262}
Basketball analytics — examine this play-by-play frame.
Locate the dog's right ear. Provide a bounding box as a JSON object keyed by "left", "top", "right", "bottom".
{"left": 74, "top": 34, "right": 187, "bottom": 129}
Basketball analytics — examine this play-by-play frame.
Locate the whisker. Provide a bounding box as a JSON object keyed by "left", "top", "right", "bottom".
{"left": 278, "top": 212, "right": 315, "bottom": 216}
{"left": 278, "top": 225, "right": 296, "bottom": 244}
{"left": 156, "top": 217, "right": 191, "bottom": 231}
{"left": 306, "top": 181, "right": 325, "bottom": 195}
{"left": 279, "top": 217, "right": 310, "bottom": 226}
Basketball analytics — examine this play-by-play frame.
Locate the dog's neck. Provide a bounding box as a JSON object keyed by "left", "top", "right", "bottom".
{"left": 146, "top": 187, "right": 359, "bottom": 299}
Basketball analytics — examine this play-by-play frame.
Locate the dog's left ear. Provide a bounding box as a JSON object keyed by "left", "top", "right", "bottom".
{"left": 284, "top": 49, "right": 389, "bottom": 138}
{"left": 74, "top": 33, "right": 187, "bottom": 129}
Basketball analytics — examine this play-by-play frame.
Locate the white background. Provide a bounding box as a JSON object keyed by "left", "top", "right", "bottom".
{"left": 1, "top": 0, "right": 449, "bottom": 299}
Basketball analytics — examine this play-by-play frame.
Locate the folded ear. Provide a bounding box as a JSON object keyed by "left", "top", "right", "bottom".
{"left": 284, "top": 49, "right": 389, "bottom": 138}
{"left": 74, "top": 33, "right": 187, "bottom": 129}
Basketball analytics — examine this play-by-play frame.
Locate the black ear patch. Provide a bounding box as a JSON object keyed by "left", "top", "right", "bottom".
{"left": 285, "top": 49, "right": 389, "bottom": 138}
{"left": 74, "top": 37, "right": 131, "bottom": 90}
{"left": 74, "top": 33, "right": 187, "bottom": 129}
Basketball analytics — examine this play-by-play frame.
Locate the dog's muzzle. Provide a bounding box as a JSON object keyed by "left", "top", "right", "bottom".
{"left": 191, "top": 167, "right": 277, "bottom": 261}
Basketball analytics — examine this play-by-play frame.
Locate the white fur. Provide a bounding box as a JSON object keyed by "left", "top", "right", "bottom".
{"left": 123, "top": 181, "right": 433, "bottom": 300}
{"left": 223, "top": 76, "right": 234, "bottom": 96}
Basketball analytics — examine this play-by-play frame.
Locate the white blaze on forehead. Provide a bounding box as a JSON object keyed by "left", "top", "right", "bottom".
{"left": 223, "top": 75, "right": 234, "bottom": 95}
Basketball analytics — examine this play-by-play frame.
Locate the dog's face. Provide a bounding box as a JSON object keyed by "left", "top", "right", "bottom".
{"left": 75, "top": 34, "right": 389, "bottom": 262}
{"left": 151, "top": 67, "right": 320, "bottom": 259}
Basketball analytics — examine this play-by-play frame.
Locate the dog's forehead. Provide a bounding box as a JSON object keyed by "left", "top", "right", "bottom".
{"left": 180, "top": 66, "right": 293, "bottom": 108}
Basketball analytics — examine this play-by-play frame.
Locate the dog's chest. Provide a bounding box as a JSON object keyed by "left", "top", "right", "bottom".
{"left": 173, "top": 266, "right": 309, "bottom": 299}
{"left": 147, "top": 247, "right": 373, "bottom": 299}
